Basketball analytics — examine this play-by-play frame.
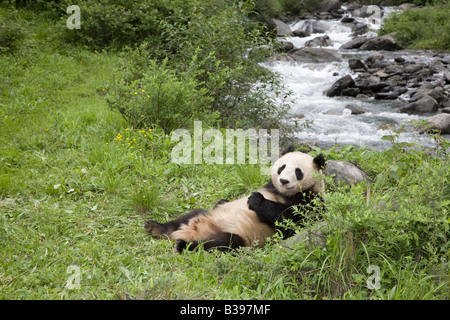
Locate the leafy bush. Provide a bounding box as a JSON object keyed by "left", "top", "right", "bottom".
{"left": 0, "top": 15, "right": 24, "bottom": 53}
{"left": 105, "top": 0, "right": 293, "bottom": 132}
{"left": 107, "top": 58, "right": 218, "bottom": 133}
{"left": 379, "top": 1, "right": 450, "bottom": 50}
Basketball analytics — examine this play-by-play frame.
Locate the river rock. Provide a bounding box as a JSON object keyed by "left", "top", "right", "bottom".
{"left": 351, "top": 22, "right": 369, "bottom": 36}
{"left": 277, "top": 41, "right": 294, "bottom": 52}
{"left": 324, "top": 160, "right": 370, "bottom": 186}
{"left": 293, "top": 29, "right": 311, "bottom": 38}
{"left": 301, "top": 21, "right": 326, "bottom": 34}
{"left": 272, "top": 18, "right": 292, "bottom": 36}
{"left": 400, "top": 96, "right": 439, "bottom": 114}
{"left": 325, "top": 74, "right": 355, "bottom": 97}
{"left": 365, "top": 52, "right": 384, "bottom": 66}
{"left": 443, "top": 71, "right": 450, "bottom": 84}
{"left": 410, "top": 86, "right": 446, "bottom": 104}
{"left": 419, "top": 114, "right": 450, "bottom": 134}
{"left": 340, "top": 37, "right": 369, "bottom": 50}
{"left": 319, "top": 0, "right": 341, "bottom": 12}
{"left": 348, "top": 58, "right": 367, "bottom": 71}
{"left": 360, "top": 34, "right": 399, "bottom": 51}
{"left": 283, "top": 221, "right": 328, "bottom": 250}
{"left": 305, "top": 35, "right": 332, "bottom": 47}
{"left": 345, "top": 104, "right": 365, "bottom": 115}
{"left": 289, "top": 47, "right": 343, "bottom": 63}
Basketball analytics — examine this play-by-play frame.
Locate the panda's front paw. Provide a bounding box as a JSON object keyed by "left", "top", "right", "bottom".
{"left": 248, "top": 192, "right": 265, "bottom": 211}
{"left": 174, "top": 239, "right": 188, "bottom": 254}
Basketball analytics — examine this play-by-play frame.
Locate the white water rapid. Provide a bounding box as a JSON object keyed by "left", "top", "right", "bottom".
{"left": 262, "top": 6, "right": 441, "bottom": 150}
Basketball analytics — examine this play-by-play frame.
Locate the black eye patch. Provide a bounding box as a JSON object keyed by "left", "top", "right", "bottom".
{"left": 277, "top": 164, "right": 286, "bottom": 175}
{"left": 295, "top": 168, "right": 303, "bottom": 180}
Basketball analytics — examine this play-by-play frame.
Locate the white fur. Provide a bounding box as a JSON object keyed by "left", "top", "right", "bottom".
{"left": 272, "top": 152, "right": 323, "bottom": 196}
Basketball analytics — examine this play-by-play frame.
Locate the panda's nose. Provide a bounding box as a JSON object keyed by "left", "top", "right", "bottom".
{"left": 280, "top": 179, "right": 289, "bottom": 185}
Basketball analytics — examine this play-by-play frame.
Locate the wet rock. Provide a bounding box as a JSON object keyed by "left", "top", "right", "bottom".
{"left": 400, "top": 96, "right": 439, "bottom": 114}
{"left": 375, "top": 92, "right": 400, "bottom": 100}
{"left": 360, "top": 34, "right": 399, "bottom": 51}
{"left": 293, "top": 29, "right": 311, "bottom": 38}
{"left": 410, "top": 86, "right": 445, "bottom": 104}
{"left": 277, "top": 41, "right": 294, "bottom": 52}
{"left": 325, "top": 74, "right": 355, "bottom": 97}
{"left": 340, "top": 37, "right": 368, "bottom": 50}
{"left": 365, "top": 52, "right": 384, "bottom": 66}
{"left": 420, "top": 114, "right": 450, "bottom": 134}
{"left": 351, "top": 22, "right": 369, "bottom": 37}
{"left": 340, "top": 17, "right": 355, "bottom": 23}
{"left": 324, "top": 160, "right": 370, "bottom": 186}
{"left": 369, "top": 82, "right": 391, "bottom": 92}
{"left": 289, "top": 47, "right": 342, "bottom": 63}
{"left": 301, "top": 21, "right": 326, "bottom": 34}
{"left": 341, "top": 87, "right": 360, "bottom": 97}
{"left": 444, "top": 71, "right": 450, "bottom": 84}
{"left": 345, "top": 104, "right": 365, "bottom": 115}
{"left": 305, "top": 35, "right": 332, "bottom": 47}
{"left": 272, "top": 18, "right": 292, "bottom": 36}
{"left": 348, "top": 59, "right": 367, "bottom": 71}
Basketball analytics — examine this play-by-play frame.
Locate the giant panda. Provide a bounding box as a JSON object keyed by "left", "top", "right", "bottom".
{"left": 144, "top": 145, "right": 325, "bottom": 253}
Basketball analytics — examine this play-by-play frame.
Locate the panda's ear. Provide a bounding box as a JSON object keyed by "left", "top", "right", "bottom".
{"left": 313, "top": 153, "right": 326, "bottom": 169}
{"left": 281, "top": 144, "right": 295, "bottom": 155}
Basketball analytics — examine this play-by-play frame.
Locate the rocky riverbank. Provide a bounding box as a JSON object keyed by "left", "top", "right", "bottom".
{"left": 269, "top": 1, "right": 450, "bottom": 138}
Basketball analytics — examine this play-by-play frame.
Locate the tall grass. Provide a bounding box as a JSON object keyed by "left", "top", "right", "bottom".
{"left": 379, "top": 1, "right": 450, "bottom": 50}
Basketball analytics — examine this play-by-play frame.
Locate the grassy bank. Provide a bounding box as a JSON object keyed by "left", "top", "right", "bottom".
{"left": 379, "top": 1, "right": 450, "bottom": 50}
{"left": 0, "top": 5, "right": 449, "bottom": 300}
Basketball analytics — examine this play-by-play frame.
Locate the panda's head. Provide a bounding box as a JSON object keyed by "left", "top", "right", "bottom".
{"left": 271, "top": 145, "right": 325, "bottom": 196}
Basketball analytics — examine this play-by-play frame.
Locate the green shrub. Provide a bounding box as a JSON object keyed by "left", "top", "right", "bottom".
{"left": 107, "top": 58, "right": 218, "bottom": 133}
{"left": 0, "top": 15, "right": 24, "bottom": 53}
{"left": 61, "top": 0, "right": 168, "bottom": 49}
{"left": 379, "top": 1, "right": 450, "bottom": 50}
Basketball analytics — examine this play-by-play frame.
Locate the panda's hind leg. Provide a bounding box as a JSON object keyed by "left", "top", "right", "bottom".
{"left": 175, "top": 233, "right": 245, "bottom": 253}
{"left": 144, "top": 209, "right": 208, "bottom": 238}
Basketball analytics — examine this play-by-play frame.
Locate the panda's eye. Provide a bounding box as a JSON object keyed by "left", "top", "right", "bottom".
{"left": 295, "top": 168, "right": 303, "bottom": 180}
{"left": 277, "top": 164, "right": 286, "bottom": 175}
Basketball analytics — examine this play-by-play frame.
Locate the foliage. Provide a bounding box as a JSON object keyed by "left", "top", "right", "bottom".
{"left": 379, "top": 1, "right": 450, "bottom": 50}
{"left": 252, "top": 0, "right": 321, "bottom": 25}
{"left": 0, "top": 12, "right": 24, "bottom": 53}
{"left": 102, "top": 0, "right": 292, "bottom": 131}
{"left": 107, "top": 57, "right": 218, "bottom": 133}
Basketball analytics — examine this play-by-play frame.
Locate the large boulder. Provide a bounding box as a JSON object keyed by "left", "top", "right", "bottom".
{"left": 325, "top": 75, "right": 355, "bottom": 97}
{"left": 272, "top": 18, "right": 292, "bottom": 36}
{"left": 420, "top": 114, "right": 450, "bottom": 134}
{"left": 410, "top": 86, "right": 446, "bottom": 104}
{"left": 289, "top": 47, "right": 343, "bottom": 63}
{"left": 359, "top": 34, "right": 399, "bottom": 51}
{"left": 305, "top": 35, "right": 332, "bottom": 47}
{"left": 340, "top": 37, "right": 369, "bottom": 50}
{"left": 399, "top": 96, "right": 439, "bottom": 114}
{"left": 324, "top": 160, "right": 370, "bottom": 186}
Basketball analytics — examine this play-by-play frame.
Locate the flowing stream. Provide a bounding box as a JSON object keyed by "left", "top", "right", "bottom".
{"left": 262, "top": 6, "right": 443, "bottom": 150}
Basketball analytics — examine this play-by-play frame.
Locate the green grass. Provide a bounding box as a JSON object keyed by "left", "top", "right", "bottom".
{"left": 0, "top": 6, "right": 449, "bottom": 300}
{"left": 379, "top": 1, "right": 450, "bottom": 50}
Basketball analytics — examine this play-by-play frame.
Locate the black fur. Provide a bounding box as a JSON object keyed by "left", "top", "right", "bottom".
{"left": 247, "top": 180, "right": 323, "bottom": 239}
{"left": 144, "top": 209, "right": 208, "bottom": 237}
{"left": 175, "top": 233, "right": 246, "bottom": 253}
{"left": 313, "top": 154, "right": 326, "bottom": 169}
